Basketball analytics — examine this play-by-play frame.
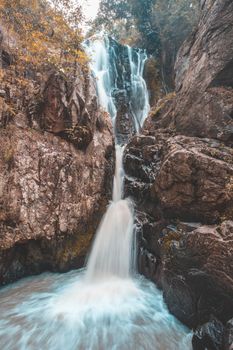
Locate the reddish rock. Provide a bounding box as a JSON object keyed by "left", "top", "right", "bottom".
{"left": 160, "top": 221, "right": 233, "bottom": 327}
{"left": 154, "top": 135, "right": 233, "bottom": 223}
{"left": 125, "top": 133, "right": 233, "bottom": 223}
{"left": 0, "top": 112, "right": 113, "bottom": 285}
{"left": 124, "top": 0, "right": 233, "bottom": 334}
{"left": 148, "top": 0, "right": 233, "bottom": 144}
{"left": 0, "top": 56, "right": 114, "bottom": 284}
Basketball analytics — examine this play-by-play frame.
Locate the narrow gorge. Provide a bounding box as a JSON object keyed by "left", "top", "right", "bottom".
{"left": 0, "top": 0, "right": 232, "bottom": 349}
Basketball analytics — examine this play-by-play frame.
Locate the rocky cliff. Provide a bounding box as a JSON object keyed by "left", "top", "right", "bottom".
{"left": 0, "top": 37, "right": 114, "bottom": 285}
{"left": 124, "top": 0, "right": 233, "bottom": 347}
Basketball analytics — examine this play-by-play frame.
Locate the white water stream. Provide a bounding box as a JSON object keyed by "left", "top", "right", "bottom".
{"left": 0, "top": 35, "right": 192, "bottom": 350}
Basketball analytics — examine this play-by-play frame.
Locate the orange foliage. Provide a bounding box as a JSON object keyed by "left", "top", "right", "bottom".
{"left": 0, "top": 0, "right": 88, "bottom": 74}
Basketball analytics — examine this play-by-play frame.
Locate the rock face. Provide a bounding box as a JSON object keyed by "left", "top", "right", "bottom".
{"left": 150, "top": 0, "right": 233, "bottom": 145}
{"left": 192, "top": 318, "right": 225, "bottom": 350}
{"left": 125, "top": 134, "right": 233, "bottom": 224}
{"left": 161, "top": 221, "right": 233, "bottom": 328}
{"left": 124, "top": 0, "right": 233, "bottom": 340}
{"left": 224, "top": 318, "right": 233, "bottom": 350}
{"left": 154, "top": 135, "right": 233, "bottom": 223}
{"left": 125, "top": 133, "right": 233, "bottom": 327}
{"left": 0, "top": 52, "right": 114, "bottom": 284}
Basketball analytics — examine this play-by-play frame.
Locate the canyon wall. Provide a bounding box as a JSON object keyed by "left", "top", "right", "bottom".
{"left": 124, "top": 0, "right": 233, "bottom": 347}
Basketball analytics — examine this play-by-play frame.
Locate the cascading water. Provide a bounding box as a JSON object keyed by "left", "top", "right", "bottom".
{"left": 84, "top": 35, "right": 141, "bottom": 282}
{"left": 85, "top": 37, "right": 117, "bottom": 121}
{"left": 0, "top": 35, "right": 192, "bottom": 350}
{"left": 86, "top": 145, "right": 135, "bottom": 281}
{"left": 127, "top": 45, "right": 150, "bottom": 131}
{"left": 84, "top": 35, "right": 150, "bottom": 135}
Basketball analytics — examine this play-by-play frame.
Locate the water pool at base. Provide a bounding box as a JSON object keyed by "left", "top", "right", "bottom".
{"left": 0, "top": 269, "right": 192, "bottom": 350}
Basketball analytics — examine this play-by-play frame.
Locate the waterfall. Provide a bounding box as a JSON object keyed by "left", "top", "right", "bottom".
{"left": 0, "top": 34, "right": 192, "bottom": 350}
{"left": 85, "top": 35, "right": 151, "bottom": 280}
{"left": 127, "top": 45, "right": 150, "bottom": 131}
{"left": 85, "top": 37, "right": 117, "bottom": 120}
{"left": 85, "top": 36, "right": 150, "bottom": 137}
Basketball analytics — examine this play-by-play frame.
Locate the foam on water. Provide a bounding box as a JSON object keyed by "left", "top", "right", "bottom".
{"left": 0, "top": 270, "right": 192, "bottom": 350}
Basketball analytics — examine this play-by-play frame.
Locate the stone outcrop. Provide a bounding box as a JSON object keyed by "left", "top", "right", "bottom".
{"left": 29, "top": 68, "right": 100, "bottom": 150}
{"left": 125, "top": 134, "right": 233, "bottom": 224}
{"left": 149, "top": 0, "right": 233, "bottom": 145}
{"left": 224, "top": 318, "right": 233, "bottom": 350}
{"left": 124, "top": 0, "right": 233, "bottom": 344}
{"left": 192, "top": 318, "right": 225, "bottom": 350}
{"left": 0, "top": 44, "right": 114, "bottom": 285}
{"left": 125, "top": 133, "right": 233, "bottom": 328}
{"left": 160, "top": 221, "right": 233, "bottom": 328}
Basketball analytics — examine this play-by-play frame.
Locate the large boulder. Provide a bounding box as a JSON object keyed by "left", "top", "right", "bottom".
{"left": 154, "top": 135, "right": 233, "bottom": 223}
{"left": 160, "top": 221, "right": 233, "bottom": 328}
{"left": 125, "top": 133, "right": 233, "bottom": 224}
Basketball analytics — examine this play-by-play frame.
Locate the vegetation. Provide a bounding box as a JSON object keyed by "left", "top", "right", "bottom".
{"left": 0, "top": 0, "right": 87, "bottom": 75}
{"left": 90, "top": 0, "right": 200, "bottom": 92}
{"left": 92, "top": 0, "right": 200, "bottom": 54}
{"left": 0, "top": 0, "right": 88, "bottom": 125}
{"left": 150, "top": 92, "right": 176, "bottom": 118}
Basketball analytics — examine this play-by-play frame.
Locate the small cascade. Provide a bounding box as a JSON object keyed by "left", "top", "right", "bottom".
{"left": 85, "top": 37, "right": 117, "bottom": 120}
{"left": 112, "top": 145, "right": 124, "bottom": 203}
{"left": 86, "top": 145, "right": 134, "bottom": 281}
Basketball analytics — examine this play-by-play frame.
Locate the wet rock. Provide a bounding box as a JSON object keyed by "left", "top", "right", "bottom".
{"left": 161, "top": 221, "right": 233, "bottom": 327}
{"left": 99, "top": 37, "right": 149, "bottom": 143}
{"left": 124, "top": 133, "right": 168, "bottom": 219}
{"left": 135, "top": 211, "right": 164, "bottom": 283}
{"left": 114, "top": 91, "right": 135, "bottom": 144}
{"left": 192, "top": 318, "right": 224, "bottom": 350}
{"left": 224, "top": 318, "right": 233, "bottom": 350}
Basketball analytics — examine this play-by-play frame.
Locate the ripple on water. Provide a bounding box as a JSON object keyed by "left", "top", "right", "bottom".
{"left": 0, "top": 270, "right": 192, "bottom": 350}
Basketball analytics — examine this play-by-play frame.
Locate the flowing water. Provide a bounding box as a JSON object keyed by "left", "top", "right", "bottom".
{"left": 0, "top": 35, "right": 192, "bottom": 350}
{"left": 84, "top": 35, "right": 150, "bottom": 132}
